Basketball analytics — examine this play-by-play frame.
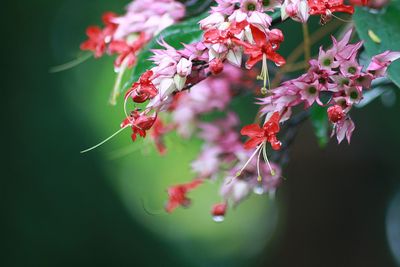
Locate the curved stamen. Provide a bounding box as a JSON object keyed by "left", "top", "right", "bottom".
{"left": 49, "top": 53, "right": 92, "bottom": 73}
{"left": 80, "top": 125, "right": 130, "bottom": 153}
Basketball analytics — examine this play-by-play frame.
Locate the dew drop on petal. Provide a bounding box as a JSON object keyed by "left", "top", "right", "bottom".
{"left": 212, "top": 215, "right": 225, "bottom": 222}
{"left": 253, "top": 184, "right": 265, "bottom": 195}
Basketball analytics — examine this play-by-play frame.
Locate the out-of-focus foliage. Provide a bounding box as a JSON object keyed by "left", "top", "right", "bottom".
{"left": 353, "top": 1, "right": 400, "bottom": 87}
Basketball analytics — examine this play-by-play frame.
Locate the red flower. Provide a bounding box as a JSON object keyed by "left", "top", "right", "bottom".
{"left": 125, "top": 70, "right": 158, "bottom": 103}
{"left": 120, "top": 110, "right": 157, "bottom": 142}
{"left": 109, "top": 32, "right": 149, "bottom": 68}
{"left": 308, "top": 0, "right": 355, "bottom": 16}
{"left": 80, "top": 12, "right": 118, "bottom": 58}
{"left": 203, "top": 20, "right": 248, "bottom": 45}
{"left": 241, "top": 112, "right": 282, "bottom": 150}
{"left": 165, "top": 179, "right": 203, "bottom": 213}
{"left": 150, "top": 118, "right": 172, "bottom": 155}
{"left": 233, "top": 24, "right": 286, "bottom": 69}
{"left": 209, "top": 58, "right": 224, "bottom": 75}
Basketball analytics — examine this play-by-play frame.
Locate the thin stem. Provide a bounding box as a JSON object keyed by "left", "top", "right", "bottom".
{"left": 109, "top": 59, "right": 129, "bottom": 106}
{"left": 49, "top": 53, "right": 92, "bottom": 73}
{"left": 302, "top": 23, "right": 311, "bottom": 64}
{"left": 271, "top": 20, "right": 342, "bottom": 88}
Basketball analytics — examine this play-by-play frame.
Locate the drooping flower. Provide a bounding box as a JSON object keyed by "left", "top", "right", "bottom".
{"left": 80, "top": 12, "right": 118, "bottom": 58}
{"left": 165, "top": 179, "right": 203, "bottom": 213}
{"left": 233, "top": 24, "right": 286, "bottom": 69}
{"left": 241, "top": 112, "right": 282, "bottom": 150}
{"left": 108, "top": 32, "right": 150, "bottom": 68}
{"left": 125, "top": 70, "right": 158, "bottom": 103}
{"left": 120, "top": 110, "right": 157, "bottom": 142}
{"left": 367, "top": 51, "right": 400, "bottom": 78}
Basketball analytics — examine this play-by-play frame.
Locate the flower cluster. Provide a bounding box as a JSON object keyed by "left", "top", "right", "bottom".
{"left": 258, "top": 29, "right": 400, "bottom": 143}
{"left": 80, "top": 0, "right": 185, "bottom": 104}
{"left": 79, "top": 0, "right": 400, "bottom": 221}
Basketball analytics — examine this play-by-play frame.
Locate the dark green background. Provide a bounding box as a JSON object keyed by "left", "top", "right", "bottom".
{"left": 2, "top": 1, "right": 400, "bottom": 266}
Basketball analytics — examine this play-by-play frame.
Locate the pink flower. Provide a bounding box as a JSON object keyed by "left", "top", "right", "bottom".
{"left": 241, "top": 112, "right": 282, "bottom": 150}
{"left": 281, "top": 0, "right": 309, "bottom": 23}
{"left": 332, "top": 117, "right": 355, "bottom": 144}
{"left": 367, "top": 51, "right": 400, "bottom": 78}
{"left": 112, "top": 0, "right": 185, "bottom": 39}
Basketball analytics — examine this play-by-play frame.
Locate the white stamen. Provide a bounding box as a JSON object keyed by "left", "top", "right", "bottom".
{"left": 262, "top": 142, "right": 276, "bottom": 176}
{"left": 80, "top": 125, "right": 130, "bottom": 154}
{"left": 49, "top": 53, "right": 92, "bottom": 73}
{"left": 236, "top": 144, "right": 263, "bottom": 177}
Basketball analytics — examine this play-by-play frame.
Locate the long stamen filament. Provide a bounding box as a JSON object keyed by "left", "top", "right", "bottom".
{"left": 262, "top": 142, "right": 276, "bottom": 176}
{"left": 236, "top": 144, "right": 263, "bottom": 177}
{"left": 256, "top": 146, "right": 263, "bottom": 183}
{"left": 80, "top": 125, "right": 130, "bottom": 154}
{"left": 49, "top": 53, "right": 92, "bottom": 73}
{"left": 331, "top": 13, "right": 352, "bottom": 23}
{"left": 259, "top": 53, "right": 271, "bottom": 94}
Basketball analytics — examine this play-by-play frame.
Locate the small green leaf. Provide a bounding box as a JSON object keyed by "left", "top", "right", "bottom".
{"left": 353, "top": 2, "right": 400, "bottom": 88}
{"left": 310, "top": 105, "right": 329, "bottom": 147}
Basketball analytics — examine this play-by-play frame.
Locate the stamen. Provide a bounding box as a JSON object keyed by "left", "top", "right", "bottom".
{"left": 331, "top": 13, "right": 352, "bottom": 23}
{"left": 49, "top": 53, "right": 92, "bottom": 73}
{"left": 80, "top": 125, "right": 130, "bottom": 153}
{"left": 256, "top": 146, "right": 263, "bottom": 183}
{"left": 262, "top": 142, "right": 276, "bottom": 176}
{"left": 226, "top": 144, "right": 263, "bottom": 185}
{"left": 259, "top": 53, "right": 271, "bottom": 94}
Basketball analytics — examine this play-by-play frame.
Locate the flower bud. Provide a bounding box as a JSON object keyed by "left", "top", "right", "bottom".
{"left": 176, "top": 58, "right": 192, "bottom": 77}
{"left": 173, "top": 74, "right": 186, "bottom": 91}
{"left": 327, "top": 105, "right": 345, "bottom": 123}
{"left": 211, "top": 203, "right": 227, "bottom": 222}
{"left": 210, "top": 58, "right": 224, "bottom": 75}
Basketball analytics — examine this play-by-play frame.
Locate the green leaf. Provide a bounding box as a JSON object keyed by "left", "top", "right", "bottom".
{"left": 353, "top": 3, "right": 400, "bottom": 88}
{"left": 310, "top": 105, "right": 329, "bottom": 147}
{"left": 125, "top": 12, "right": 207, "bottom": 89}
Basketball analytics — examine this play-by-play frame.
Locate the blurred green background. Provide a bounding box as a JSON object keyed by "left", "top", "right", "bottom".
{"left": 2, "top": 0, "right": 400, "bottom": 266}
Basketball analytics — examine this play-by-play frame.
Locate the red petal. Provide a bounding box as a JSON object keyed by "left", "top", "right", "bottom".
{"left": 245, "top": 54, "right": 263, "bottom": 69}
{"left": 243, "top": 136, "right": 265, "bottom": 150}
{"left": 240, "top": 124, "right": 263, "bottom": 137}
{"left": 184, "top": 179, "right": 203, "bottom": 190}
{"left": 250, "top": 24, "right": 267, "bottom": 46}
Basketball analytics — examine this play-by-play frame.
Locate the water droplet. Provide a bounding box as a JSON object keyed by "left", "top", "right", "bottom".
{"left": 253, "top": 184, "right": 265, "bottom": 195}
{"left": 212, "top": 215, "right": 225, "bottom": 222}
